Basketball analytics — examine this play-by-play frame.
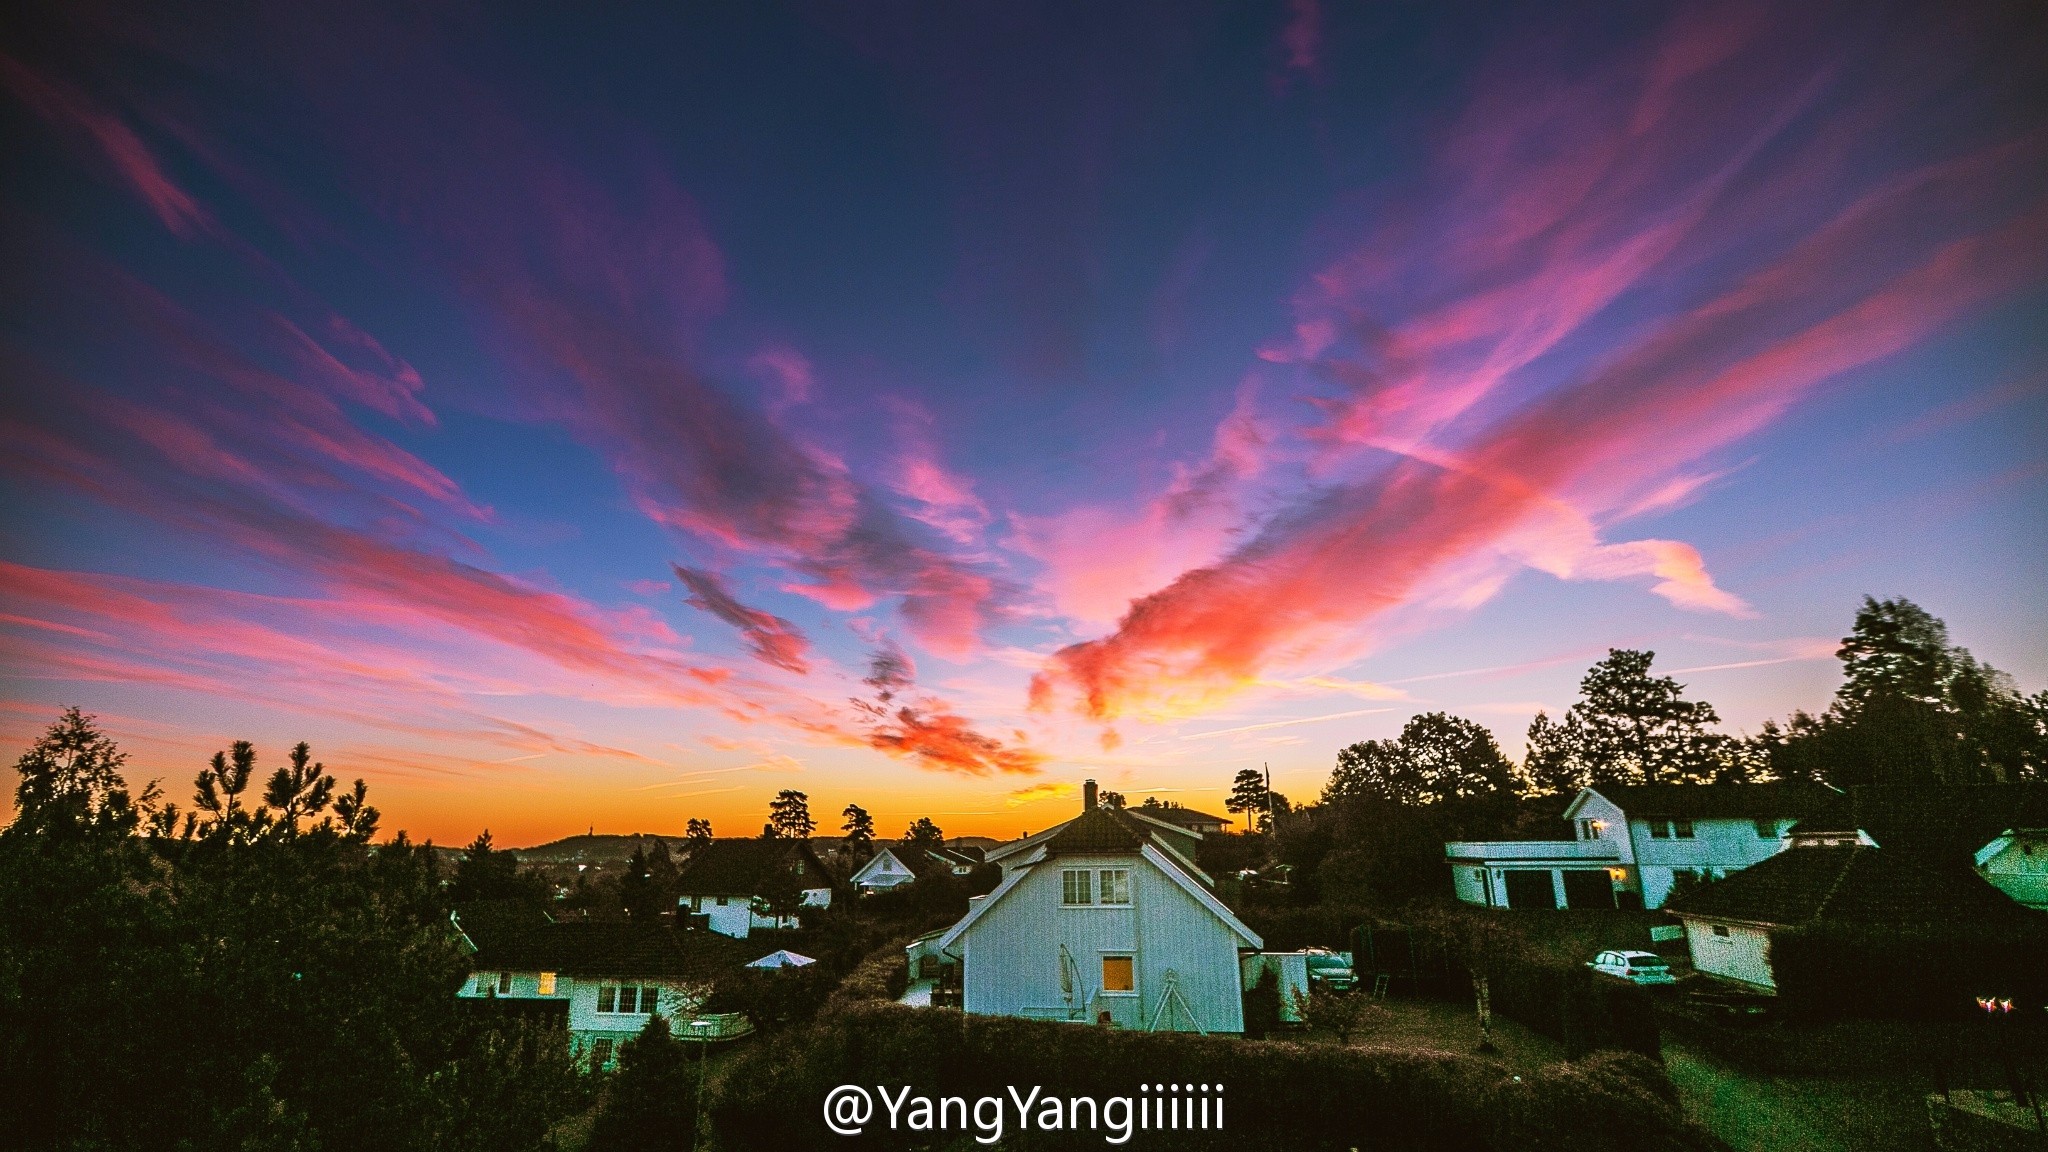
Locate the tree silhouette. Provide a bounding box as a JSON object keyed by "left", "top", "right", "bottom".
{"left": 841, "top": 803, "right": 876, "bottom": 855}
{"left": 903, "top": 817, "right": 944, "bottom": 848}
{"left": 768, "top": 789, "right": 814, "bottom": 838}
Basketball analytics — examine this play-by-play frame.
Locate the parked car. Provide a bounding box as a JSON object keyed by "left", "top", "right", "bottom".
{"left": 1303, "top": 948, "right": 1357, "bottom": 992}
{"left": 1587, "top": 950, "right": 1678, "bottom": 985}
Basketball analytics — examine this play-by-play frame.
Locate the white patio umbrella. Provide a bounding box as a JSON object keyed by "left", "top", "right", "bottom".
{"left": 745, "top": 949, "right": 818, "bottom": 969}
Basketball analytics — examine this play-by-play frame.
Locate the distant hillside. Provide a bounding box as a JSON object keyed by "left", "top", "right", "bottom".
{"left": 511, "top": 832, "right": 861, "bottom": 863}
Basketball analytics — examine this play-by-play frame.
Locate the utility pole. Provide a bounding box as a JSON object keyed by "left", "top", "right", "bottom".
{"left": 1263, "top": 762, "right": 1276, "bottom": 839}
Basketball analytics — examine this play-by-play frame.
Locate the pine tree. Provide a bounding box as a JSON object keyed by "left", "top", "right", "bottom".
{"left": 768, "top": 789, "right": 815, "bottom": 838}
{"left": 841, "top": 803, "right": 876, "bottom": 855}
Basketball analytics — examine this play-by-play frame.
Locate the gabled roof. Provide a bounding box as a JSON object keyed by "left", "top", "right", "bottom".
{"left": 1793, "top": 784, "right": 2048, "bottom": 861}
{"left": 465, "top": 919, "right": 747, "bottom": 980}
{"left": 674, "top": 838, "right": 835, "bottom": 895}
{"left": 1569, "top": 782, "right": 1839, "bottom": 822}
{"left": 1664, "top": 843, "right": 2041, "bottom": 930}
{"left": 933, "top": 839, "right": 1260, "bottom": 953}
{"left": 1042, "top": 805, "right": 1148, "bottom": 855}
{"left": 1135, "top": 804, "right": 1232, "bottom": 828}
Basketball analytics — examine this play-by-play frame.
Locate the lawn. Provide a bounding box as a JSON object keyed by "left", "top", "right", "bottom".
{"left": 1297, "top": 994, "right": 1565, "bottom": 1073}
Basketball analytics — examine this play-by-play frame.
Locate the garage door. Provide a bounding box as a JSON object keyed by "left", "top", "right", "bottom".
{"left": 1503, "top": 870, "right": 1557, "bottom": 910}
{"left": 1560, "top": 869, "right": 1616, "bottom": 909}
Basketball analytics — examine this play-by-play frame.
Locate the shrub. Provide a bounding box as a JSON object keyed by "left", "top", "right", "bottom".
{"left": 706, "top": 1002, "right": 1715, "bottom": 1152}
{"left": 1769, "top": 920, "right": 2048, "bottom": 1021}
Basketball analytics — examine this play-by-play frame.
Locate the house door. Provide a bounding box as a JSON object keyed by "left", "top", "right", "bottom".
{"left": 1560, "top": 870, "right": 1615, "bottom": 910}
{"left": 1503, "top": 870, "right": 1557, "bottom": 910}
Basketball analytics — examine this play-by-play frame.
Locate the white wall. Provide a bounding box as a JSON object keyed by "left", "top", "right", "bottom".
{"left": 958, "top": 853, "right": 1246, "bottom": 1033}
{"left": 1633, "top": 818, "right": 1790, "bottom": 908}
{"left": 1681, "top": 918, "right": 1775, "bottom": 990}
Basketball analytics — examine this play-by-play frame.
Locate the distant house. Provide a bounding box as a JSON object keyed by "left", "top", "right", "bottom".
{"left": 1976, "top": 829, "right": 2048, "bottom": 910}
{"left": 1445, "top": 783, "right": 1837, "bottom": 910}
{"left": 1134, "top": 803, "right": 1234, "bottom": 835}
{"left": 673, "top": 839, "right": 838, "bottom": 938}
{"left": 848, "top": 843, "right": 982, "bottom": 893}
{"left": 1663, "top": 828, "right": 2039, "bottom": 992}
{"left": 452, "top": 907, "right": 742, "bottom": 1070}
{"left": 915, "top": 780, "right": 1262, "bottom": 1034}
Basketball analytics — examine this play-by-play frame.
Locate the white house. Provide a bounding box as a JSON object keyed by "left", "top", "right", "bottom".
{"left": 848, "top": 843, "right": 982, "bottom": 893}
{"left": 452, "top": 909, "right": 743, "bottom": 1069}
{"left": 1664, "top": 828, "right": 2037, "bottom": 992}
{"left": 914, "top": 780, "right": 1262, "bottom": 1033}
{"left": 1445, "top": 783, "right": 1836, "bottom": 910}
{"left": 674, "top": 838, "right": 838, "bottom": 938}
{"left": 1975, "top": 829, "right": 2048, "bottom": 910}
{"left": 1130, "top": 802, "right": 1234, "bottom": 835}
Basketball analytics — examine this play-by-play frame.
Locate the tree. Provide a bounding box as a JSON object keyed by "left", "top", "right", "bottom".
{"left": 450, "top": 830, "right": 547, "bottom": 905}
{"left": 1098, "top": 790, "right": 1127, "bottom": 810}
{"left": 768, "top": 789, "right": 814, "bottom": 839}
{"left": 333, "top": 778, "right": 380, "bottom": 842}
{"left": 1226, "top": 768, "right": 1270, "bottom": 828}
{"left": 9, "top": 706, "right": 149, "bottom": 835}
{"left": 903, "top": 817, "right": 945, "bottom": 849}
{"left": 262, "top": 741, "right": 336, "bottom": 837}
{"left": 685, "top": 817, "right": 712, "bottom": 842}
{"left": 1327, "top": 714, "right": 1513, "bottom": 806}
{"left": 1752, "top": 597, "right": 2045, "bottom": 785}
{"left": 584, "top": 1016, "right": 699, "bottom": 1152}
{"left": 841, "top": 803, "right": 876, "bottom": 855}
{"left": 1524, "top": 650, "right": 1740, "bottom": 789}
{"left": 619, "top": 845, "right": 663, "bottom": 922}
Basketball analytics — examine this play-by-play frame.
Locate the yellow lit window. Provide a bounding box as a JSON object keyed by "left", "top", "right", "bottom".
{"left": 1101, "top": 955, "right": 1134, "bottom": 993}
{"left": 537, "top": 972, "right": 557, "bottom": 995}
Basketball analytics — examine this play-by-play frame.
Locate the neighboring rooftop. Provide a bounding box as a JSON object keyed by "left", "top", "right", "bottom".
{"left": 1792, "top": 783, "right": 2048, "bottom": 860}
{"left": 673, "top": 838, "right": 836, "bottom": 895}
{"left": 1579, "top": 782, "right": 1840, "bottom": 821}
{"left": 1664, "top": 842, "right": 2041, "bottom": 930}
{"left": 459, "top": 915, "right": 747, "bottom": 980}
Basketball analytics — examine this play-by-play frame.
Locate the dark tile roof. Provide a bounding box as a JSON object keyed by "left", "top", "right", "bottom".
{"left": 1137, "top": 805, "right": 1233, "bottom": 828}
{"left": 674, "top": 838, "right": 837, "bottom": 895}
{"left": 1665, "top": 843, "right": 2042, "bottom": 930}
{"left": 1588, "top": 782, "right": 1839, "bottom": 821}
{"left": 451, "top": 900, "right": 554, "bottom": 953}
{"left": 1042, "top": 805, "right": 1147, "bottom": 856}
{"left": 464, "top": 919, "right": 747, "bottom": 980}
{"left": 1792, "top": 784, "right": 2048, "bottom": 861}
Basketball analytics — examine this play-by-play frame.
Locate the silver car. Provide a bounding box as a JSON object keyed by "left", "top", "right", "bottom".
{"left": 1587, "top": 950, "right": 1677, "bottom": 985}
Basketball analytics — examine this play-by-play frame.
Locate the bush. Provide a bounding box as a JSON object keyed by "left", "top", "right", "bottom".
{"left": 1482, "top": 956, "right": 1660, "bottom": 1061}
{"left": 825, "top": 934, "right": 916, "bottom": 1009}
{"left": 707, "top": 1002, "right": 1715, "bottom": 1152}
{"left": 1769, "top": 921, "right": 2048, "bottom": 1021}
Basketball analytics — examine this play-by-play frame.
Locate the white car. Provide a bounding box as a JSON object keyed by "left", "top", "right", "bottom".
{"left": 1587, "top": 950, "right": 1677, "bottom": 985}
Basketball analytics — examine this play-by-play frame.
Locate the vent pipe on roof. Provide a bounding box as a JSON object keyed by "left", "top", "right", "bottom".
{"left": 1083, "top": 779, "right": 1098, "bottom": 810}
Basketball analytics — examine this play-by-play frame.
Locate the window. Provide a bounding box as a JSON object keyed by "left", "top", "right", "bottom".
{"left": 1577, "top": 819, "right": 1603, "bottom": 841}
{"left": 474, "top": 972, "right": 492, "bottom": 994}
{"left": 715, "top": 896, "right": 729, "bottom": 906}
{"left": 1101, "top": 955, "right": 1134, "bottom": 993}
{"left": 590, "top": 1038, "right": 614, "bottom": 1071}
{"left": 1673, "top": 820, "right": 1695, "bottom": 839}
{"left": 1097, "top": 869, "right": 1131, "bottom": 905}
{"left": 537, "top": 972, "right": 556, "bottom": 995}
{"left": 1648, "top": 821, "right": 1670, "bottom": 839}
{"left": 640, "top": 986, "right": 660, "bottom": 1015}
{"left": 497, "top": 971, "right": 512, "bottom": 994}
{"left": 1061, "top": 869, "right": 1093, "bottom": 905}
{"left": 598, "top": 985, "right": 617, "bottom": 1013}
{"left": 1711, "top": 924, "right": 1731, "bottom": 938}
{"left": 1755, "top": 820, "right": 1779, "bottom": 839}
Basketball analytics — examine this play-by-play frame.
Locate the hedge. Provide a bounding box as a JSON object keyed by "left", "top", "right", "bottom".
{"left": 1482, "top": 960, "right": 1661, "bottom": 1061}
{"left": 705, "top": 1001, "right": 1715, "bottom": 1152}
{"left": 1769, "top": 920, "right": 2048, "bottom": 1022}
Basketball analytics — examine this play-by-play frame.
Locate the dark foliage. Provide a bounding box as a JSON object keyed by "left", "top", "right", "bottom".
{"left": 1769, "top": 920, "right": 2048, "bottom": 1022}
{"left": 585, "top": 1016, "right": 702, "bottom": 1152}
{"left": 708, "top": 1002, "right": 1712, "bottom": 1152}
{"left": 0, "top": 710, "right": 586, "bottom": 1152}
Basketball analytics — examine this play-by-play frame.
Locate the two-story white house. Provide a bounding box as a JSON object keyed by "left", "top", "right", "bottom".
{"left": 1446, "top": 783, "right": 1837, "bottom": 910}
{"left": 673, "top": 838, "right": 838, "bottom": 938}
{"left": 452, "top": 909, "right": 744, "bottom": 1069}
{"left": 914, "top": 780, "right": 1262, "bottom": 1033}
{"left": 848, "top": 843, "right": 982, "bottom": 893}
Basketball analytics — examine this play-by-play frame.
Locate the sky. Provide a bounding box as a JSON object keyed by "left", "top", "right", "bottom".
{"left": 2, "top": 0, "right": 2045, "bottom": 846}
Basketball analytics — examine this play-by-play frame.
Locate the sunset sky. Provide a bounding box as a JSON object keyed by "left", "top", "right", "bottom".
{"left": 3, "top": 1, "right": 2045, "bottom": 846}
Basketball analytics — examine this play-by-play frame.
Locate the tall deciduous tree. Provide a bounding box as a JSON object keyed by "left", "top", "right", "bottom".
{"left": 768, "top": 789, "right": 815, "bottom": 839}
{"left": 903, "top": 817, "right": 945, "bottom": 848}
{"left": 1521, "top": 650, "right": 1740, "bottom": 790}
{"left": 1327, "top": 713, "right": 1514, "bottom": 805}
{"left": 685, "top": 817, "right": 713, "bottom": 842}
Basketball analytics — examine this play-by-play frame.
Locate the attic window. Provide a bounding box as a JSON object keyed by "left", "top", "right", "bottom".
{"left": 1711, "top": 924, "right": 1731, "bottom": 938}
{"left": 1754, "top": 820, "right": 1779, "bottom": 839}
{"left": 538, "top": 972, "right": 557, "bottom": 996}
{"left": 1061, "top": 869, "right": 1093, "bottom": 905}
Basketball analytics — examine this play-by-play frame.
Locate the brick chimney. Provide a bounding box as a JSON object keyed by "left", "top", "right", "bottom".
{"left": 1083, "top": 779, "right": 1098, "bottom": 810}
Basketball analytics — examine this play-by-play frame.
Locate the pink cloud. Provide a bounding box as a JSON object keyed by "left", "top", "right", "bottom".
{"left": 672, "top": 565, "right": 812, "bottom": 674}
